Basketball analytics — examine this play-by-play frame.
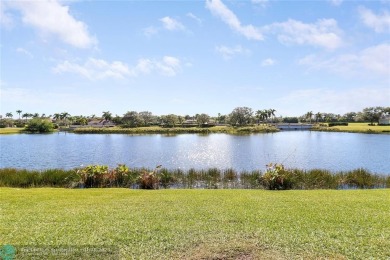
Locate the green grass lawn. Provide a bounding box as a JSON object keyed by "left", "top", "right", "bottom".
{"left": 336, "top": 123, "right": 390, "bottom": 132}
{"left": 0, "top": 128, "right": 24, "bottom": 134}
{"left": 314, "top": 123, "right": 390, "bottom": 134}
{"left": 1, "top": 188, "right": 389, "bottom": 259}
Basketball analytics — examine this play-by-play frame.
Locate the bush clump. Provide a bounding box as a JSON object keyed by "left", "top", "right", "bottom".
{"left": 25, "top": 119, "right": 54, "bottom": 133}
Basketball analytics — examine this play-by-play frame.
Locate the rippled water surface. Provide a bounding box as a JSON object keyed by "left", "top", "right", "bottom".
{"left": 1, "top": 131, "right": 389, "bottom": 173}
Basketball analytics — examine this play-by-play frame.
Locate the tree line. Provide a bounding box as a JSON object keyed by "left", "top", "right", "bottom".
{"left": 1, "top": 106, "right": 389, "bottom": 129}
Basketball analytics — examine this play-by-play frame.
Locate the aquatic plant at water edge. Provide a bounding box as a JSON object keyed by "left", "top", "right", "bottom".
{"left": 1, "top": 165, "right": 389, "bottom": 189}
{"left": 260, "top": 163, "right": 294, "bottom": 190}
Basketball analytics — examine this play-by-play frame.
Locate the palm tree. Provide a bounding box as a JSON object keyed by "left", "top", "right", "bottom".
{"left": 16, "top": 110, "right": 22, "bottom": 119}
{"left": 269, "top": 109, "right": 276, "bottom": 123}
{"left": 60, "top": 112, "right": 70, "bottom": 126}
{"left": 102, "top": 111, "right": 112, "bottom": 122}
{"left": 6, "top": 112, "right": 13, "bottom": 118}
{"left": 306, "top": 111, "right": 313, "bottom": 123}
{"left": 53, "top": 113, "right": 61, "bottom": 121}
{"left": 22, "top": 113, "right": 29, "bottom": 122}
{"left": 315, "top": 112, "right": 322, "bottom": 123}
{"left": 260, "top": 110, "right": 268, "bottom": 124}
{"left": 255, "top": 110, "right": 262, "bottom": 125}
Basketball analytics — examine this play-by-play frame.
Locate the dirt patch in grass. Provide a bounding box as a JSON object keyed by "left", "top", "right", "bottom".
{"left": 172, "top": 239, "right": 290, "bottom": 260}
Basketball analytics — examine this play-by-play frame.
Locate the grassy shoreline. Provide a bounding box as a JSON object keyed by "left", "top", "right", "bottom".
{"left": 312, "top": 122, "right": 390, "bottom": 134}
{"left": 0, "top": 127, "right": 24, "bottom": 134}
{"left": 72, "top": 125, "right": 278, "bottom": 134}
{"left": 1, "top": 188, "right": 389, "bottom": 259}
{"left": 2, "top": 123, "right": 389, "bottom": 135}
{"left": 1, "top": 166, "right": 389, "bottom": 189}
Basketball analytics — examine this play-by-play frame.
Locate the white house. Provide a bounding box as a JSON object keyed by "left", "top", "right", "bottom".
{"left": 379, "top": 115, "right": 390, "bottom": 125}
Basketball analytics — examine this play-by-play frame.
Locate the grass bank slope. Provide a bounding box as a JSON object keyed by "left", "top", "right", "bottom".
{"left": 0, "top": 128, "right": 24, "bottom": 134}
{"left": 1, "top": 188, "right": 389, "bottom": 259}
{"left": 313, "top": 123, "right": 390, "bottom": 134}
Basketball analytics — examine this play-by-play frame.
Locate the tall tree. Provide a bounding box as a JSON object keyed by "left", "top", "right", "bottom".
{"left": 16, "top": 110, "right": 22, "bottom": 119}
{"left": 196, "top": 113, "right": 210, "bottom": 126}
{"left": 122, "top": 111, "right": 142, "bottom": 127}
{"left": 228, "top": 107, "right": 253, "bottom": 126}
{"left": 165, "top": 114, "right": 178, "bottom": 127}
{"left": 53, "top": 113, "right": 61, "bottom": 121}
{"left": 102, "top": 111, "right": 112, "bottom": 121}
{"left": 268, "top": 109, "right": 276, "bottom": 123}
{"left": 22, "top": 113, "right": 30, "bottom": 121}
{"left": 6, "top": 112, "right": 13, "bottom": 118}
{"left": 362, "top": 107, "right": 385, "bottom": 125}
{"left": 139, "top": 111, "right": 153, "bottom": 126}
{"left": 306, "top": 111, "right": 313, "bottom": 123}
{"left": 315, "top": 112, "right": 322, "bottom": 123}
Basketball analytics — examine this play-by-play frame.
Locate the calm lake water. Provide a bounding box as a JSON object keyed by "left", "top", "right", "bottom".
{"left": 1, "top": 132, "right": 389, "bottom": 174}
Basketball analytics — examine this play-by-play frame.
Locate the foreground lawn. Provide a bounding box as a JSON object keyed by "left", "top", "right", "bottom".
{"left": 1, "top": 189, "right": 389, "bottom": 259}
{"left": 0, "top": 127, "right": 24, "bottom": 134}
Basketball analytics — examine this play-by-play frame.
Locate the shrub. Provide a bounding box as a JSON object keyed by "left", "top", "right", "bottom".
{"left": 25, "top": 119, "right": 54, "bottom": 133}
{"left": 138, "top": 165, "right": 162, "bottom": 189}
{"left": 159, "top": 168, "right": 175, "bottom": 188}
{"left": 328, "top": 122, "right": 348, "bottom": 127}
{"left": 260, "top": 163, "right": 293, "bottom": 190}
{"left": 343, "top": 168, "right": 375, "bottom": 189}
{"left": 76, "top": 165, "right": 108, "bottom": 188}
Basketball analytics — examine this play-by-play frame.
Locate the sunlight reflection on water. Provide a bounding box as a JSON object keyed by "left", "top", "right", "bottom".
{"left": 0, "top": 132, "right": 389, "bottom": 173}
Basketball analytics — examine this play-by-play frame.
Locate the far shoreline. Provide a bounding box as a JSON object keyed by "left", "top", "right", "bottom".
{"left": 1, "top": 123, "right": 390, "bottom": 135}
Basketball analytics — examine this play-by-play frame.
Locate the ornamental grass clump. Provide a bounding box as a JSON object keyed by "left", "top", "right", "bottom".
{"left": 342, "top": 168, "right": 378, "bottom": 189}
{"left": 222, "top": 168, "right": 238, "bottom": 188}
{"left": 138, "top": 165, "right": 162, "bottom": 189}
{"left": 240, "top": 170, "right": 262, "bottom": 189}
{"left": 260, "top": 163, "right": 293, "bottom": 190}
{"left": 76, "top": 165, "right": 108, "bottom": 188}
{"left": 159, "top": 168, "right": 176, "bottom": 188}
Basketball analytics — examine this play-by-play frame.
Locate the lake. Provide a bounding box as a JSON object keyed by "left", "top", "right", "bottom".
{"left": 0, "top": 131, "right": 389, "bottom": 174}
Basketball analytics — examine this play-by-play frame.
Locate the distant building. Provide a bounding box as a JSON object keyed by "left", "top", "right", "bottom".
{"left": 379, "top": 115, "right": 390, "bottom": 125}
{"left": 276, "top": 123, "right": 313, "bottom": 130}
{"left": 87, "top": 120, "right": 115, "bottom": 127}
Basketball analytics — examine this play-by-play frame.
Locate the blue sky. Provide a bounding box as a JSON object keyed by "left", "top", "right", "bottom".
{"left": 1, "top": 0, "right": 389, "bottom": 118}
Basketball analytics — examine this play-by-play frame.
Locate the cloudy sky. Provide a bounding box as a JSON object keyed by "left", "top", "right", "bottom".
{"left": 1, "top": 0, "right": 389, "bottom": 118}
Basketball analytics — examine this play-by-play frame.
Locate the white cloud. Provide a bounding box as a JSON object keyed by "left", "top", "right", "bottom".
{"left": 215, "top": 45, "right": 250, "bottom": 60}
{"left": 16, "top": 47, "right": 33, "bottom": 59}
{"left": 265, "top": 19, "right": 343, "bottom": 50}
{"left": 53, "top": 56, "right": 182, "bottom": 80}
{"left": 329, "top": 0, "right": 343, "bottom": 6}
{"left": 160, "top": 16, "right": 185, "bottom": 31}
{"left": 0, "top": 2, "right": 13, "bottom": 28}
{"left": 7, "top": 0, "right": 97, "bottom": 48}
{"left": 261, "top": 58, "right": 276, "bottom": 66}
{"left": 53, "top": 58, "right": 133, "bottom": 80}
{"left": 358, "top": 6, "right": 390, "bottom": 33}
{"left": 252, "top": 0, "right": 269, "bottom": 8}
{"left": 206, "top": 0, "right": 263, "bottom": 40}
{"left": 299, "top": 43, "right": 390, "bottom": 77}
{"left": 187, "top": 12, "right": 202, "bottom": 25}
